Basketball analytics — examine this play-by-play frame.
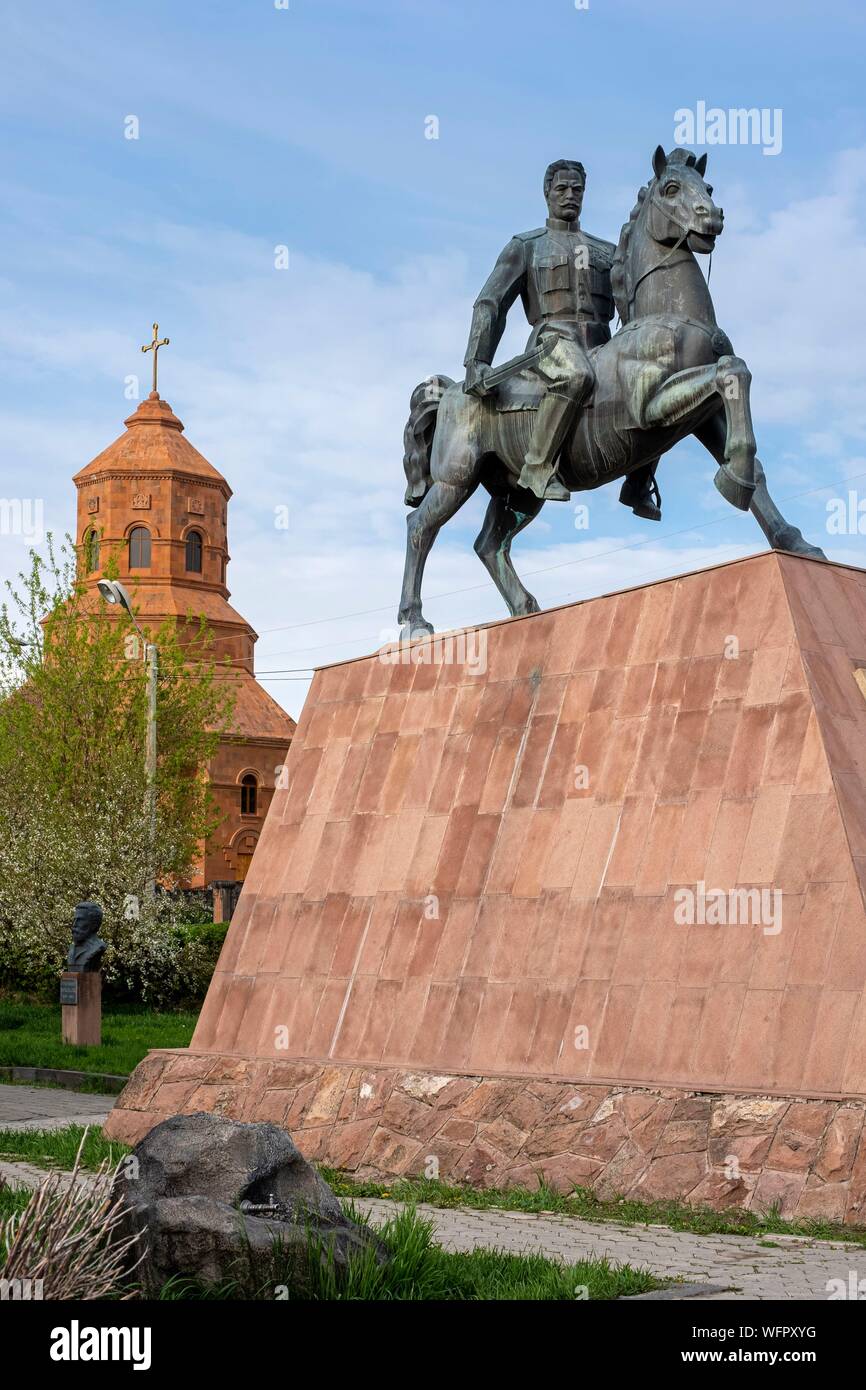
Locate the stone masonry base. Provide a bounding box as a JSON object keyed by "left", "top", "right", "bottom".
{"left": 102, "top": 1049, "right": 866, "bottom": 1226}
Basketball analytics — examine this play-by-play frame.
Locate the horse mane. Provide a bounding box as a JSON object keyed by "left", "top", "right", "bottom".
{"left": 611, "top": 184, "right": 651, "bottom": 327}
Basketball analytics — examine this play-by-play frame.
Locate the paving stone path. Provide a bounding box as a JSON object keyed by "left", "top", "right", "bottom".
{"left": 0, "top": 1083, "right": 115, "bottom": 1132}
{"left": 1, "top": 1085, "right": 861, "bottom": 1299}
{"left": 356, "top": 1197, "right": 863, "bottom": 1300}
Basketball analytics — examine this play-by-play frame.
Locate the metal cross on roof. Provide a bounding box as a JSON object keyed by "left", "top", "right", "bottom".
{"left": 140, "top": 322, "right": 170, "bottom": 395}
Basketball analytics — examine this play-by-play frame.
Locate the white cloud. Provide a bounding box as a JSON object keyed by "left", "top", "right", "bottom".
{"left": 709, "top": 147, "right": 866, "bottom": 435}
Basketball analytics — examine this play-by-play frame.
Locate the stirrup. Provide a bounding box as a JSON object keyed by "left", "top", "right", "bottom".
{"left": 543, "top": 475, "right": 571, "bottom": 501}
{"left": 622, "top": 474, "right": 661, "bottom": 521}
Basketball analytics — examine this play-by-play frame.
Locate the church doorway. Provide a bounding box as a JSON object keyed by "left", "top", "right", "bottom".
{"left": 235, "top": 852, "right": 253, "bottom": 882}
{"left": 231, "top": 829, "right": 259, "bottom": 883}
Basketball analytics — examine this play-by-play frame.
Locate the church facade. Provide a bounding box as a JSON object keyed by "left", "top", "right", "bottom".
{"left": 72, "top": 387, "right": 295, "bottom": 896}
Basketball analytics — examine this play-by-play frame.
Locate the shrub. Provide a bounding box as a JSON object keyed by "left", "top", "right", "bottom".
{"left": 0, "top": 1137, "right": 142, "bottom": 1300}
{"left": 101, "top": 918, "right": 229, "bottom": 1008}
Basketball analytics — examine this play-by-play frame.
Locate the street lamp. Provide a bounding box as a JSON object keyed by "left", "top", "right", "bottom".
{"left": 97, "top": 580, "right": 158, "bottom": 899}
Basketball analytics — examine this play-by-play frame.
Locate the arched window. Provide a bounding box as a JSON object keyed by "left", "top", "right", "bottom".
{"left": 185, "top": 530, "right": 203, "bottom": 573}
{"left": 85, "top": 529, "right": 100, "bottom": 572}
{"left": 129, "top": 526, "right": 151, "bottom": 569}
{"left": 240, "top": 774, "right": 258, "bottom": 816}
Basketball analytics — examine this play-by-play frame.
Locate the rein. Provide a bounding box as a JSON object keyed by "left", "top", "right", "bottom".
{"left": 625, "top": 190, "right": 693, "bottom": 318}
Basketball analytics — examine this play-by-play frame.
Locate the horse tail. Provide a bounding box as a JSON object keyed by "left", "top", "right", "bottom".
{"left": 403, "top": 374, "right": 455, "bottom": 507}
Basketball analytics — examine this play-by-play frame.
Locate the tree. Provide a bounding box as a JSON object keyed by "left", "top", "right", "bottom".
{"left": 0, "top": 535, "right": 235, "bottom": 997}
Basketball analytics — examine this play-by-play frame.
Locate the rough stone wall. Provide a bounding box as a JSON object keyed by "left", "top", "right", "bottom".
{"left": 104, "top": 1051, "right": 866, "bottom": 1224}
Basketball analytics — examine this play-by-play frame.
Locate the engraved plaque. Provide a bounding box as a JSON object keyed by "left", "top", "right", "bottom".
{"left": 60, "top": 977, "right": 79, "bottom": 1006}
{"left": 87, "top": 495, "right": 99, "bottom": 514}
{"left": 187, "top": 496, "right": 205, "bottom": 515}
{"left": 132, "top": 492, "right": 151, "bottom": 510}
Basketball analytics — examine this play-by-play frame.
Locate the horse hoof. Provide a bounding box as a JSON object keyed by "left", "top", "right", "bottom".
{"left": 714, "top": 464, "right": 756, "bottom": 512}
{"left": 514, "top": 596, "right": 541, "bottom": 617}
{"left": 774, "top": 531, "right": 828, "bottom": 561}
{"left": 400, "top": 618, "right": 435, "bottom": 641}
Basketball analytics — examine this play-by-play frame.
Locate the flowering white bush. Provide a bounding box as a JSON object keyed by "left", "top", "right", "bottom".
{"left": 0, "top": 537, "right": 234, "bottom": 1002}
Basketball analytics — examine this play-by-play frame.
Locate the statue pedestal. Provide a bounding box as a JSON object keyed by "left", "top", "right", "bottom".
{"left": 61, "top": 972, "right": 102, "bottom": 1047}
{"left": 104, "top": 553, "right": 866, "bottom": 1223}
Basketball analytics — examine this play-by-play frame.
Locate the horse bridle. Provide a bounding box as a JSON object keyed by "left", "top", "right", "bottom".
{"left": 625, "top": 189, "right": 701, "bottom": 318}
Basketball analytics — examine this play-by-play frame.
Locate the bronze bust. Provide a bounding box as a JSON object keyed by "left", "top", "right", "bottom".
{"left": 67, "top": 901, "right": 107, "bottom": 973}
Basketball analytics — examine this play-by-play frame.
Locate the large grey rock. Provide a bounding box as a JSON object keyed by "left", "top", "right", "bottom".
{"left": 113, "top": 1112, "right": 385, "bottom": 1294}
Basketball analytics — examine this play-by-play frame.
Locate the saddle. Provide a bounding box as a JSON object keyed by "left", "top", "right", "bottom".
{"left": 489, "top": 368, "right": 545, "bottom": 413}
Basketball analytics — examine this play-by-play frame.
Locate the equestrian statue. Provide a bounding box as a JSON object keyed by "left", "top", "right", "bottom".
{"left": 399, "top": 145, "right": 825, "bottom": 637}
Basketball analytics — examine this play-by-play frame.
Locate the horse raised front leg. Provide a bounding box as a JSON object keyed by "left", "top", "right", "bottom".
{"left": 398, "top": 479, "right": 476, "bottom": 638}
{"left": 695, "top": 411, "right": 827, "bottom": 559}
{"left": 711, "top": 356, "right": 758, "bottom": 511}
{"left": 642, "top": 357, "right": 756, "bottom": 511}
{"left": 474, "top": 490, "right": 544, "bottom": 617}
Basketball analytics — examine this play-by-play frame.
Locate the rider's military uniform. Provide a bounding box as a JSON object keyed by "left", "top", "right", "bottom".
{"left": 465, "top": 217, "right": 617, "bottom": 360}
{"left": 465, "top": 216, "right": 660, "bottom": 513}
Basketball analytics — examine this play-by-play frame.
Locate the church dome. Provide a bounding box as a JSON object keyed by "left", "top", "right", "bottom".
{"left": 73, "top": 392, "right": 230, "bottom": 489}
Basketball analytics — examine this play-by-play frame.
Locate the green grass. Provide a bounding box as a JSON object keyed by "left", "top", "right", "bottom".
{"left": 157, "top": 1203, "right": 662, "bottom": 1301}
{"left": 320, "top": 1168, "right": 866, "bottom": 1247}
{"left": 0, "top": 1124, "right": 130, "bottom": 1172}
{"left": 3, "top": 1142, "right": 654, "bottom": 1301}
{"left": 0, "top": 1180, "right": 31, "bottom": 1222}
{"left": 0, "top": 1000, "right": 197, "bottom": 1083}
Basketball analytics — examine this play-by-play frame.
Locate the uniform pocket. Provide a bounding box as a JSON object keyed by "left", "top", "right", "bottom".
{"left": 537, "top": 254, "right": 571, "bottom": 296}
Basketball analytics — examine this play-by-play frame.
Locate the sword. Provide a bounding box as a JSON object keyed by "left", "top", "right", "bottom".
{"left": 476, "top": 342, "right": 549, "bottom": 392}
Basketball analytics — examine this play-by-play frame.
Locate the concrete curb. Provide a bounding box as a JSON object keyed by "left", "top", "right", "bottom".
{"left": 0, "top": 1066, "right": 128, "bottom": 1094}
{"left": 0, "top": 1159, "right": 99, "bottom": 1192}
{"left": 621, "top": 1283, "right": 733, "bottom": 1300}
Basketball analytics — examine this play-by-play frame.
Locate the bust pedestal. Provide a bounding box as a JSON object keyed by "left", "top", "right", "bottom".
{"left": 61, "top": 971, "right": 102, "bottom": 1047}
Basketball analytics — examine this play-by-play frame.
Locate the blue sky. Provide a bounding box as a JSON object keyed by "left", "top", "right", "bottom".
{"left": 1, "top": 0, "right": 865, "bottom": 714}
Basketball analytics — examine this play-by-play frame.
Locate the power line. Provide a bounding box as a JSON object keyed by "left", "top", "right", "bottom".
{"left": 253, "top": 466, "right": 866, "bottom": 660}
{"left": 6, "top": 467, "right": 862, "bottom": 682}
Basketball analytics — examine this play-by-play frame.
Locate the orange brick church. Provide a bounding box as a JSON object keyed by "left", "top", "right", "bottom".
{"left": 72, "top": 345, "right": 295, "bottom": 898}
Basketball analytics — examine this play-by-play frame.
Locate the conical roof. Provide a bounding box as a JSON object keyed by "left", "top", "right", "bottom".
{"left": 73, "top": 392, "right": 230, "bottom": 491}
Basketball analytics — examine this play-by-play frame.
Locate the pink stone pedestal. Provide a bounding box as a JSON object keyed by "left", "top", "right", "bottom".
{"left": 61, "top": 972, "right": 102, "bottom": 1047}
{"left": 104, "top": 552, "right": 866, "bottom": 1222}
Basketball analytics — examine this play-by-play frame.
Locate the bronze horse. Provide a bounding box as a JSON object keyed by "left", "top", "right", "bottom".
{"left": 399, "top": 145, "right": 825, "bottom": 637}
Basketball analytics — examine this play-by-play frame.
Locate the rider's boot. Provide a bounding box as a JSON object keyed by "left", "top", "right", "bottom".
{"left": 620, "top": 463, "right": 662, "bottom": 521}
{"left": 518, "top": 391, "right": 575, "bottom": 501}
{"left": 518, "top": 462, "right": 571, "bottom": 502}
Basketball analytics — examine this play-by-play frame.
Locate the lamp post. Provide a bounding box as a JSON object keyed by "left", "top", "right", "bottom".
{"left": 97, "top": 579, "right": 158, "bottom": 899}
